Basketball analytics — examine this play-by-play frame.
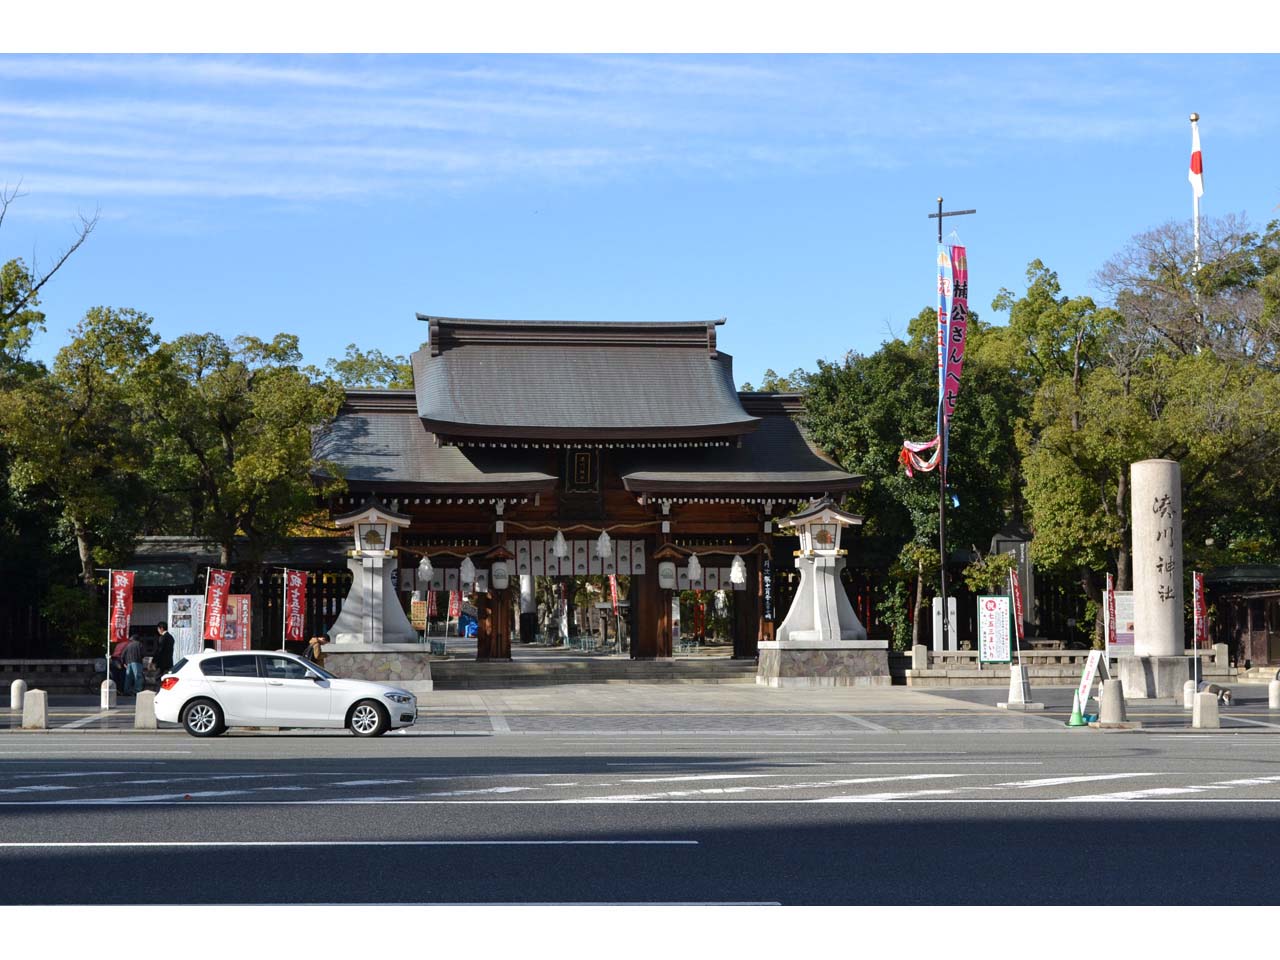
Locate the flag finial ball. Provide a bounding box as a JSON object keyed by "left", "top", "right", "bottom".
{"left": 1190, "top": 112, "right": 1199, "bottom": 122}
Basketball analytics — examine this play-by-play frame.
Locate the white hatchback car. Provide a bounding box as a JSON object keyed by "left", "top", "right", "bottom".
{"left": 154, "top": 651, "right": 417, "bottom": 738}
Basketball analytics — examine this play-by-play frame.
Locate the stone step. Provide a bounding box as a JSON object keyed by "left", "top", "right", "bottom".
{"left": 429, "top": 659, "right": 758, "bottom": 688}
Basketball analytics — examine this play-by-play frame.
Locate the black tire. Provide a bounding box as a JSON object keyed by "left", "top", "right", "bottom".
{"left": 348, "top": 699, "right": 389, "bottom": 737}
{"left": 182, "top": 698, "right": 225, "bottom": 738}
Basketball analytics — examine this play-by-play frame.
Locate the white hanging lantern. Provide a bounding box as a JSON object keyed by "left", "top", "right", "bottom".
{"left": 730, "top": 554, "right": 747, "bottom": 585}
{"left": 552, "top": 530, "right": 569, "bottom": 558}
{"left": 417, "top": 554, "right": 433, "bottom": 585}
{"left": 459, "top": 555, "right": 476, "bottom": 587}
{"left": 687, "top": 554, "right": 702, "bottom": 583}
{"left": 596, "top": 529, "right": 612, "bottom": 559}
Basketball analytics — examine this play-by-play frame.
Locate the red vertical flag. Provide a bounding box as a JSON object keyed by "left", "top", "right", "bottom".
{"left": 447, "top": 590, "right": 462, "bottom": 619}
{"left": 283, "top": 569, "right": 307, "bottom": 643}
{"left": 1008, "top": 567, "right": 1025, "bottom": 643}
{"left": 1193, "top": 571, "right": 1208, "bottom": 648}
{"left": 609, "top": 574, "right": 620, "bottom": 614}
{"left": 1105, "top": 573, "right": 1117, "bottom": 650}
{"left": 426, "top": 587, "right": 438, "bottom": 618}
{"left": 108, "top": 570, "right": 136, "bottom": 643}
{"left": 203, "top": 568, "right": 234, "bottom": 644}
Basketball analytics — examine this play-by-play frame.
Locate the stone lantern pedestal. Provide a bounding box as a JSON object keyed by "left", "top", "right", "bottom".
{"left": 757, "top": 500, "right": 889, "bottom": 688}
{"left": 325, "top": 498, "right": 431, "bottom": 690}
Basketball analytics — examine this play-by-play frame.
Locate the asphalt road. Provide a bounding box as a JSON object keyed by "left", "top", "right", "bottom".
{"left": 3, "top": 724, "right": 1280, "bottom": 905}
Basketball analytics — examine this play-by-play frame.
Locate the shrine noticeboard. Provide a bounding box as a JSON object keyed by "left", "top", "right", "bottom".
{"left": 977, "top": 595, "right": 1012, "bottom": 664}
{"left": 220, "top": 595, "right": 252, "bottom": 651}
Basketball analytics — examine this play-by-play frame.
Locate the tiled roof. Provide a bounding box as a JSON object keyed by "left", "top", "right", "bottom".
{"left": 411, "top": 316, "right": 759, "bottom": 440}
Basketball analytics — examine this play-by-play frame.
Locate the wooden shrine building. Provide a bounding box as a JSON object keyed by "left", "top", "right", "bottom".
{"left": 314, "top": 316, "right": 861, "bottom": 660}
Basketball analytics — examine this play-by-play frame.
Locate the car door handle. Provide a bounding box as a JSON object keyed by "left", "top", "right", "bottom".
{"left": 268, "top": 680, "right": 283, "bottom": 685}
{"left": 209, "top": 678, "right": 226, "bottom": 683}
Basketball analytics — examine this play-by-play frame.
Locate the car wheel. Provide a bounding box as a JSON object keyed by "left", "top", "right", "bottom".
{"left": 349, "top": 700, "right": 388, "bottom": 737}
{"left": 182, "top": 698, "right": 225, "bottom": 738}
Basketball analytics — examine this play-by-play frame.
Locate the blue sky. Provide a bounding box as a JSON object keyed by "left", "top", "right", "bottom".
{"left": 3, "top": 52, "right": 1280, "bottom": 386}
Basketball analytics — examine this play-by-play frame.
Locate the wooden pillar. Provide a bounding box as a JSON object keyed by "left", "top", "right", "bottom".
{"left": 733, "top": 554, "right": 760, "bottom": 660}
{"left": 492, "top": 588, "right": 512, "bottom": 660}
{"left": 632, "top": 546, "right": 665, "bottom": 659}
{"left": 475, "top": 592, "right": 493, "bottom": 660}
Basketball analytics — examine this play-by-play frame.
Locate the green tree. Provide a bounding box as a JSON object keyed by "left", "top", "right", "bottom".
{"left": 740, "top": 367, "right": 810, "bottom": 392}
{"left": 0, "top": 307, "right": 158, "bottom": 588}
{"left": 326, "top": 343, "right": 415, "bottom": 390}
{"left": 133, "top": 332, "right": 347, "bottom": 590}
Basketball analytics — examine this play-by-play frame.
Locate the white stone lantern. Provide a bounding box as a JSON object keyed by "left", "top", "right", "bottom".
{"left": 759, "top": 498, "right": 886, "bottom": 688}
{"left": 329, "top": 498, "right": 419, "bottom": 647}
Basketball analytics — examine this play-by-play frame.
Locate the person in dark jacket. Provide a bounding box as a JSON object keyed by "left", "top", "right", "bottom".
{"left": 122, "top": 633, "right": 145, "bottom": 696}
{"left": 154, "top": 621, "right": 176, "bottom": 686}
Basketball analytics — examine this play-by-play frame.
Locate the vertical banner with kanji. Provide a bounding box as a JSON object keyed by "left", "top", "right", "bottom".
{"left": 426, "top": 588, "right": 438, "bottom": 618}
{"left": 1008, "top": 567, "right": 1025, "bottom": 645}
{"left": 108, "top": 570, "right": 136, "bottom": 643}
{"left": 977, "top": 595, "right": 1012, "bottom": 664}
{"left": 1105, "top": 573, "right": 1117, "bottom": 650}
{"left": 761, "top": 556, "right": 774, "bottom": 622}
{"left": 1193, "top": 571, "right": 1208, "bottom": 650}
{"left": 203, "top": 567, "right": 233, "bottom": 644}
{"left": 609, "top": 574, "right": 620, "bottom": 614}
{"left": 283, "top": 569, "right": 307, "bottom": 644}
{"left": 222, "top": 595, "right": 252, "bottom": 652}
{"left": 448, "top": 590, "right": 462, "bottom": 619}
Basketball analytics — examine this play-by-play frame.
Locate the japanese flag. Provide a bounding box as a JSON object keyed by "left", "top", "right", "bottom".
{"left": 1188, "top": 119, "right": 1204, "bottom": 198}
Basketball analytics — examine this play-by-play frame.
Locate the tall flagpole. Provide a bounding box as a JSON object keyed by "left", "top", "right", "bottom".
{"left": 927, "top": 197, "right": 976, "bottom": 651}
{"left": 1190, "top": 113, "right": 1202, "bottom": 271}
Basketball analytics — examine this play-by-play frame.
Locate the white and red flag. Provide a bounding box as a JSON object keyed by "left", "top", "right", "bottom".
{"left": 108, "top": 570, "right": 136, "bottom": 643}
{"left": 203, "top": 568, "right": 234, "bottom": 643}
{"left": 447, "top": 590, "right": 462, "bottom": 619}
{"left": 1189, "top": 118, "right": 1204, "bottom": 198}
{"left": 283, "top": 569, "right": 307, "bottom": 643}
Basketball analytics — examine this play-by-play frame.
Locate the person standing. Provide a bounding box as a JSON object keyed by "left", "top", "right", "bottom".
{"left": 122, "top": 633, "right": 145, "bottom": 696}
{"left": 304, "top": 635, "right": 327, "bottom": 669}
{"left": 154, "top": 620, "right": 176, "bottom": 686}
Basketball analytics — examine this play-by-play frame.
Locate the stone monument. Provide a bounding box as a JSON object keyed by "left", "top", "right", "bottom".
{"left": 757, "top": 499, "right": 889, "bottom": 687}
{"left": 1118, "top": 459, "right": 1190, "bottom": 700}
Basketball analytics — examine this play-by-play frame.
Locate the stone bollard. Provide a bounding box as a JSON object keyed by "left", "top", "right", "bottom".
{"left": 1183, "top": 679, "right": 1197, "bottom": 710}
{"left": 1099, "top": 679, "right": 1128, "bottom": 724}
{"left": 1192, "top": 691, "right": 1220, "bottom": 729}
{"left": 100, "top": 679, "right": 117, "bottom": 710}
{"left": 911, "top": 644, "right": 928, "bottom": 672}
{"left": 10, "top": 679, "right": 26, "bottom": 711}
{"left": 133, "top": 691, "right": 157, "bottom": 730}
{"left": 21, "top": 689, "right": 48, "bottom": 730}
{"left": 1213, "top": 643, "right": 1228, "bottom": 668}
{"left": 1269, "top": 679, "right": 1280, "bottom": 710}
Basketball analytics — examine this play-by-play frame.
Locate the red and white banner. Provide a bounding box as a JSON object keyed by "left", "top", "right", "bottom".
{"left": 426, "top": 587, "right": 438, "bottom": 618}
{"left": 609, "top": 574, "right": 620, "bottom": 614}
{"left": 1189, "top": 119, "right": 1204, "bottom": 198}
{"left": 203, "top": 568, "right": 234, "bottom": 642}
{"left": 447, "top": 590, "right": 462, "bottom": 619}
{"left": 108, "top": 570, "right": 136, "bottom": 643}
{"left": 941, "top": 245, "right": 969, "bottom": 437}
{"left": 1009, "top": 567, "right": 1025, "bottom": 643}
{"left": 1105, "top": 573, "right": 1117, "bottom": 649}
{"left": 1193, "top": 571, "right": 1208, "bottom": 648}
{"left": 283, "top": 569, "right": 307, "bottom": 643}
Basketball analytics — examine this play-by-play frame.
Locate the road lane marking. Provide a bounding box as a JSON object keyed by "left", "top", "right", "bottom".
{"left": 564, "top": 773, "right": 974, "bottom": 802}
{"left": 835, "top": 715, "right": 892, "bottom": 732}
{"left": 1072, "top": 774, "right": 1280, "bottom": 801}
{"left": 332, "top": 780, "right": 411, "bottom": 787}
{"left": 9, "top": 771, "right": 129, "bottom": 779}
{"left": 58, "top": 712, "right": 116, "bottom": 730}
{"left": 489, "top": 712, "right": 511, "bottom": 734}
{"left": 991, "top": 773, "right": 1161, "bottom": 789}
{"left": 0, "top": 785, "right": 74, "bottom": 794}
{"left": 1223, "top": 717, "right": 1280, "bottom": 730}
{"left": 0, "top": 840, "right": 699, "bottom": 848}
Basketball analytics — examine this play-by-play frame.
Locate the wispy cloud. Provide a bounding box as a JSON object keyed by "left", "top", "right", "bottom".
{"left": 1, "top": 54, "right": 1276, "bottom": 211}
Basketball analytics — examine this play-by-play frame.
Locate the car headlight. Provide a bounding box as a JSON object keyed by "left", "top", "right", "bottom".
{"left": 384, "top": 693, "right": 414, "bottom": 704}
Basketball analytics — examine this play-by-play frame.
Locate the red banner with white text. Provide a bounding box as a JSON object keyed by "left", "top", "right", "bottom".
{"left": 1193, "top": 571, "right": 1207, "bottom": 649}
{"left": 1009, "top": 567, "right": 1025, "bottom": 643}
{"left": 448, "top": 590, "right": 462, "bottom": 619}
{"left": 283, "top": 569, "right": 307, "bottom": 644}
{"left": 108, "top": 570, "right": 136, "bottom": 643}
{"left": 203, "top": 568, "right": 234, "bottom": 643}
